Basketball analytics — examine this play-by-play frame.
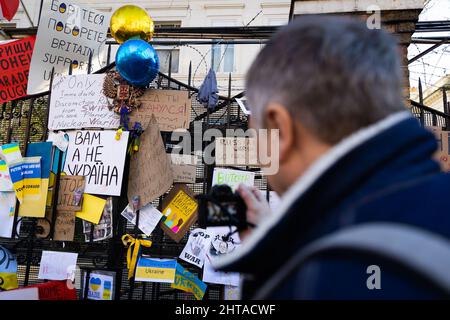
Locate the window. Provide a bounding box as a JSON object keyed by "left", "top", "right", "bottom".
{"left": 153, "top": 21, "right": 182, "bottom": 74}
{"left": 211, "top": 43, "right": 235, "bottom": 73}
{"left": 156, "top": 49, "right": 180, "bottom": 74}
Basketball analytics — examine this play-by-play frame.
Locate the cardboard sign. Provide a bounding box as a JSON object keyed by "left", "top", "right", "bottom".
{"left": 75, "top": 194, "right": 106, "bottom": 224}
{"left": 211, "top": 167, "right": 255, "bottom": 191}
{"left": 82, "top": 270, "right": 115, "bottom": 300}
{"left": 203, "top": 227, "right": 241, "bottom": 286}
{"left": 160, "top": 184, "right": 198, "bottom": 243}
{"left": 53, "top": 210, "right": 75, "bottom": 241}
{"left": 29, "top": 280, "right": 77, "bottom": 300}
{"left": 171, "top": 263, "right": 207, "bottom": 300}
{"left": 27, "top": 0, "right": 110, "bottom": 94}
{"left": 18, "top": 142, "right": 53, "bottom": 218}
{"left": 0, "top": 160, "right": 14, "bottom": 191}
{"left": 427, "top": 127, "right": 450, "bottom": 172}
{"left": 57, "top": 175, "right": 85, "bottom": 211}
{"left": 48, "top": 74, "right": 120, "bottom": 130}
{"left": 38, "top": 250, "right": 78, "bottom": 281}
{"left": 179, "top": 228, "right": 212, "bottom": 268}
{"left": 63, "top": 130, "right": 129, "bottom": 196}
{"left": 128, "top": 115, "right": 173, "bottom": 208}
{"left": 0, "top": 36, "right": 36, "bottom": 103}
{"left": 215, "top": 137, "right": 259, "bottom": 166}
{"left": 0, "top": 192, "right": 16, "bottom": 238}
{"left": 170, "top": 154, "right": 197, "bottom": 184}
{"left": 135, "top": 257, "right": 177, "bottom": 283}
{"left": 120, "top": 203, "right": 162, "bottom": 236}
{"left": 133, "top": 89, "right": 191, "bottom": 131}
{"left": 0, "top": 245, "right": 18, "bottom": 290}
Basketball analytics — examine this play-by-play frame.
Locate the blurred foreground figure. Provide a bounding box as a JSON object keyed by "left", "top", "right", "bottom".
{"left": 215, "top": 16, "right": 450, "bottom": 299}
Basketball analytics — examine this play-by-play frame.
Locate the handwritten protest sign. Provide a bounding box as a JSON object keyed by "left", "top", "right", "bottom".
{"left": 215, "top": 137, "right": 259, "bottom": 166}
{"left": 160, "top": 184, "right": 198, "bottom": 243}
{"left": 171, "top": 263, "right": 207, "bottom": 300}
{"left": 27, "top": 0, "right": 110, "bottom": 94}
{"left": 29, "top": 280, "right": 77, "bottom": 300}
{"left": 53, "top": 210, "right": 75, "bottom": 241}
{"left": 132, "top": 89, "right": 191, "bottom": 131}
{"left": 128, "top": 115, "right": 173, "bottom": 208}
{"left": 48, "top": 74, "right": 120, "bottom": 130}
{"left": 63, "top": 130, "right": 129, "bottom": 196}
{"left": 38, "top": 251, "right": 78, "bottom": 281}
{"left": 135, "top": 257, "right": 177, "bottom": 283}
{"left": 0, "top": 36, "right": 35, "bottom": 103}
{"left": 211, "top": 168, "right": 255, "bottom": 191}
{"left": 169, "top": 154, "right": 197, "bottom": 184}
{"left": 121, "top": 203, "right": 162, "bottom": 236}
{"left": 57, "top": 175, "right": 85, "bottom": 211}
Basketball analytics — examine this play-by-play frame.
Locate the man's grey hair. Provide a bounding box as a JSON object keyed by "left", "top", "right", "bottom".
{"left": 246, "top": 16, "right": 405, "bottom": 144}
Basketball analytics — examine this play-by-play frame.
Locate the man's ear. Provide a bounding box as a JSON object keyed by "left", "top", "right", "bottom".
{"left": 264, "top": 102, "right": 295, "bottom": 164}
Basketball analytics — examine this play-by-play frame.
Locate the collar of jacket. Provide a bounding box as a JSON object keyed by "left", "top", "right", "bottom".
{"left": 213, "top": 111, "right": 440, "bottom": 273}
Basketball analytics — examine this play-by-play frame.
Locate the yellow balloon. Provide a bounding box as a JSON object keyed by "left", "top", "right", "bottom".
{"left": 110, "top": 5, "right": 154, "bottom": 43}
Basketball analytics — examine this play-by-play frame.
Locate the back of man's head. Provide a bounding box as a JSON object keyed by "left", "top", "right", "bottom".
{"left": 247, "top": 16, "right": 405, "bottom": 144}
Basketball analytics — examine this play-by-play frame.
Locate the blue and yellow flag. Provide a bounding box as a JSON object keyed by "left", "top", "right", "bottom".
{"left": 171, "top": 263, "right": 207, "bottom": 300}
{"left": 0, "top": 245, "right": 18, "bottom": 290}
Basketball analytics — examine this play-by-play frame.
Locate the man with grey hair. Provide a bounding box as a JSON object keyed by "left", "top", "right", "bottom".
{"left": 214, "top": 16, "right": 450, "bottom": 299}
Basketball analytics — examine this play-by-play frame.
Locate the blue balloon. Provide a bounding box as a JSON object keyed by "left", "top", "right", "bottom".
{"left": 116, "top": 39, "right": 159, "bottom": 87}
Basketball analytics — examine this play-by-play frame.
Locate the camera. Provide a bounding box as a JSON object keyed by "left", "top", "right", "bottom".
{"left": 196, "top": 184, "right": 248, "bottom": 230}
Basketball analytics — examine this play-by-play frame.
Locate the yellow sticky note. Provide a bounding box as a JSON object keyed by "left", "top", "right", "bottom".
{"left": 75, "top": 194, "right": 106, "bottom": 224}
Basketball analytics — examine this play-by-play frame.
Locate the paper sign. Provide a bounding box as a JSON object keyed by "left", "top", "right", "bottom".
{"left": 0, "top": 36, "right": 36, "bottom": 103}
{"left": 120, "top": 203, "right": 162, "bottom": 236}
{"left": 57, "top": 175, "right": 85, "bottom": 211}
{"left": 0, "top": 287, "right": 39, "bottom": 300}
{"left": 179, "top": 228, "right": 212, "bottom": 268}
{"left": 171, "top": 263, "right": 207, "bottom": 300}
{"left": 48, "top": 74, "right": 120, "bottom": 130}
{"left": 29, "top": 280, "right": 77, "bottom": 300}
{"left": 132, "top": 89, "right": 191, "bottom": 132}
{"left": 83, "top": 197, "right": 113, "bottom": 242}
{"left": 64, "top": 130, "right": 129, "bottom": 196}
{"left": 1, "top": 143, "right": 22, "bottom": 164}
{"left": 215, "top": 137, "right": 259, "bottom": 166}
{"left": 27, "top": 0, "right": 110, "bottom": 94}
{"left": 38, "top": 250, "right": 78, "bottom": 281}
{"left": 53, "top": 210, "right": 75, "bottom": 241}
{"left": 170, "top": 154, "right": 197, "bottom": 184}
{"left": 0, "top": 160, "right": 13, "bottom": 191}
{"left": 8, "top": 156, "right": 42, "bottom": 203}
{"left": 75, "top": 194, "right": 106, "bottom": 224}
{"left": 160, "top": 184, "right": 198, "bottom": 242}
{"left": 82, "top": 270, "right": 115, "bottom": 300}
{"left": 47, "top": 131, "right": 69, "bottom": 152}
{"left": 203, "top": 227, "right": 241, "bottom": 286}
{"left": 128, "top": 115, "right": 173, "bottom": 208}
{"left": 135, "top": 257, "right": 177, "bottom": 283}
{"left": 0, "top": 245, "right": 18, "bottom": 290}
{"left": 269, "top": 191, "right": 281, "bottom": 212}
{"left": 18, "top": 142, "right": 53, "bottom": 218}
{"left": 224, "top": 285, "right": 241, "bottom": 300}
{"left": 0, "top": 192, "right": 16, "bottom": 238}
{"left": 211, "top": 167, "right": 255, "bottom": 191}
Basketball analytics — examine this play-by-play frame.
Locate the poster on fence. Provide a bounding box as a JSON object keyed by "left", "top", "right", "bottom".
{"left": 0, "top": 192, "right": 16, "bottom": 238}
{"left": 63, "top": 130, "right": 129, "bottom": 196}
{"left": 215, "top": 137, "right": 259, "bottom": 166}
{"left": 135, "top": 257, "right": 177, "bottom": 283}
{"left": 132, "top": 89, "right": 191, "bottom": 131}
{"left": 48, "top": 74, "right": 120, "bottom": 130}
{"left": 18, "top": 142, "right": 53, "bottom": 218}
{"left": 0, "top": 36, "right": 35, "bottom": 103}
{"left": 27, "top": 0, "right": 110, "bottom": 94}
{"left": 211, "top": 167, "right": 255, "bottom": 191}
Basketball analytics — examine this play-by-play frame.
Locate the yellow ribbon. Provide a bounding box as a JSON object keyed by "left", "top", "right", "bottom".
{"left": 121, "top": 234, "right": 152, "bottom": 280}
